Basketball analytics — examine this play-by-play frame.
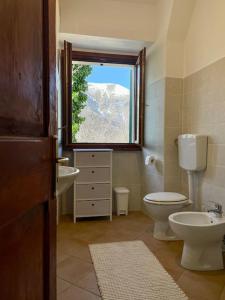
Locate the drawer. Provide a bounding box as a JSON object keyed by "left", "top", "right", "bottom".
{"left": 76, "top": 183, "right": 111, "bottom": 199}
{"left": 75, "top": 151, "right": 111, "bottom": 166}
{"left": 76, "top": 200, "right": 110, "bottom": 216}
{"left": 77, "top": 167, "right": 111, "bottom": 183}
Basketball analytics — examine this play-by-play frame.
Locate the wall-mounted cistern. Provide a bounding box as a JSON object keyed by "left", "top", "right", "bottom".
{"left": 178, "top": 134, "right": 208, "bottom": 211}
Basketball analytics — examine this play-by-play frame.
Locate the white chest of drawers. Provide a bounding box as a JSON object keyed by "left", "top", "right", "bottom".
{"left": 73, "top": 149, "right": 113, "bottom": 223}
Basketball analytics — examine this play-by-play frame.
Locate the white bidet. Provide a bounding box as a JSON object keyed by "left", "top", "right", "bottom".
{"left": 169, "top": 211, "right": 225, "bottom": 271}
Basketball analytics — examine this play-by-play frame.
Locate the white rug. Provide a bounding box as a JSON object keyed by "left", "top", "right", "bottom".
{"left": 89, "top": 240, "right": 188, "bottom": 300}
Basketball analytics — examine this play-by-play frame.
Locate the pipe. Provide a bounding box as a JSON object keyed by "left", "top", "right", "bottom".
{"left": 187, "top": 170, "right": 200, "bottom": 211}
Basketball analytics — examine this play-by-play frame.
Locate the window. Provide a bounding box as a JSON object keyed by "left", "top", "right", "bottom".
{"left": 62, "top": 41, "right": 145, "bottom": 150}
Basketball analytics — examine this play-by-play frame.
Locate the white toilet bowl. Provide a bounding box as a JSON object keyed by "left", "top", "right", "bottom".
{"left": 143, "top": 192, "right": 190, "bottom": 241}
{"left": 169, "top": 211, "right": 225, "bottom": 271}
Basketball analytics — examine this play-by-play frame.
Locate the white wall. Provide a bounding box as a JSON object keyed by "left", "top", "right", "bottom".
{"left": 166, "top": 41, "right": 184, "bottom": 78}
{"left": 184, "top": 0, "right": 225, "bottom": 76}
{"left": 165, "top": 0, "right": 195, "bottom": 79}
{"left": 59, "top": 0, "right": 156, "bottom": 42}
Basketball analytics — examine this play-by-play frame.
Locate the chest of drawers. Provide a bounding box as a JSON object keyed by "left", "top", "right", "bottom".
{"left": 73, "top": 149, "right": 112, "bottom": 223}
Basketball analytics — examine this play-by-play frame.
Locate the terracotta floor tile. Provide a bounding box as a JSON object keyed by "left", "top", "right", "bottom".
{"left": 137, "top": 230, "right": 167, "bottom": 253}
{"left": 70, "top": 227, "right": 105, "bottom": 243}
{"left": 177, "top": 269, "right": 225, "bottom": 300}
{"left": 57, "top": 238, "right": 92, "bottom": 263}
{"left": 57, "top": 285, "right": 101, "bottom": 300}
{"left": 109, "top": 221, "right": 150, "bottom": 236}
{"left": 58, "top": 223, "right": 101, "bottom": 241}
{"left": 220, "top": 285, "right": 225, "bottom": 300}
{"left": 57, "top": 277, "right": 71, "bottom": 294}
{"left": 76, "top": 271, "right": 100, "bottom": 296}
{"left": 57, "top": 256, "right": 93, "bottom": 284}
{"left": 93, "top": 228, "right": 139, "bottom": 244}
{"left": 57, "top": 251, "right": 70, "bottom": 264}
{"left": 153, "top": 247, "right": 185, "bottom": 281}
{"left": 57, "top": 212, "right": 225, "bottom": 300}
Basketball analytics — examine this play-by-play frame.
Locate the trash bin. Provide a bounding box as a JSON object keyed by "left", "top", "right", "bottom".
{"left": 114, "top": 187, "right": 130, "bottom": 216}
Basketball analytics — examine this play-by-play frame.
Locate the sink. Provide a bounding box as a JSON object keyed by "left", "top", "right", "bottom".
{"left": 56, "top": 165, "right": 80, "bottom": 196}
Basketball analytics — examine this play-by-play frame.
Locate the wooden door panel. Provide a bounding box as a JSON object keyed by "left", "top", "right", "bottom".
{"left": 0, "top": 205, "right": 45, "bottom": 300}
{"left": 0, "top": 138, "right": 52, "bottom": 227}
{"left": 0, "top": 0, "right": 56, "bottom": 298}
{"left": 0, "top": 0, "right": 44, "bottom": 136}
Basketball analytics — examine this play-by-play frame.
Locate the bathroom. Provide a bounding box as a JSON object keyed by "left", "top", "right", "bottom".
{"left": 55, "top": 0, "right": 225, "bottom": 299}
{"left": 1, "top": 0, "right": 225, "bottom": 299}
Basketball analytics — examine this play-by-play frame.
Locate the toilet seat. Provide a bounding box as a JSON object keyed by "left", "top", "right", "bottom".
{"left": 144, "top": 192, "right": 188, "bottom": 205}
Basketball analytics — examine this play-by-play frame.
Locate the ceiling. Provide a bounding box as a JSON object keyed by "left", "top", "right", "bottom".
{"left": 108, "top": 0, "right": 157, "bottom": 4}
{"left": 59, "top": 33, "right": 152, "bottom": 54}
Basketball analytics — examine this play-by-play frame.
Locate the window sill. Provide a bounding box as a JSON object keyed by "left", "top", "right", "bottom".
{"left": 63, "top": 143, "right": 142, "bottom": 151}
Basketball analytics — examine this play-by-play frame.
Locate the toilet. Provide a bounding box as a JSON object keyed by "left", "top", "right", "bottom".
{"left": 144, "top": 134, "right": 208, "bottom": 241}
{"left": 144, "top": 192, "right": 189, "bottom": 240}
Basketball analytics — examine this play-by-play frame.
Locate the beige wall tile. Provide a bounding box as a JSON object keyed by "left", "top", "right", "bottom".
{"left": 213, "top": 144, "right": 225, "bottom": 167}
{"left": 165, "top": 127, "right": 180, "bottom": 147}
{"left": 166, "top": 77, "right": 183, "bottom": 95}
{"left": 142, "top": 77, "right": 165, "bottom": 213}
{"left": 181, "top": 57, "right": 225, "bottom": 210}
{"left": 165, "top": 176, "right": 181, "bottom": 193}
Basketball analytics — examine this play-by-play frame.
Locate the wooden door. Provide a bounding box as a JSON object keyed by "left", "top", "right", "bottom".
{"left": 0, "top": 0, "right": 56, "bottom": 299}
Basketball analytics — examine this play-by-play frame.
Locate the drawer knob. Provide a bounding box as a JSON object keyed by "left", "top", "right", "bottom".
{"left": 91, "top": 187, "right": 95, "bottom": 190}
{"left": 91, "top": 203, "right": 95, "bottom": 206}
{"left": 91, "top": 154, "right": 95, "bottom": 158}
{"left": 91, "top": 170, "right": 95, "bottom": 174}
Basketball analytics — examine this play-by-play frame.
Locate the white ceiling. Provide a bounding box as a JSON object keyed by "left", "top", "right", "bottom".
{"left": 59, "top": 33, "right": 152, "bottom": 54}
{"left": 108, "top": 0, "right": 157, "bottom": 3}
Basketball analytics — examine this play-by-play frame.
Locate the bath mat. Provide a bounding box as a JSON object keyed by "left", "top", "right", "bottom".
{"left": 89, "top": 240, "right": 188, "bottom": 300}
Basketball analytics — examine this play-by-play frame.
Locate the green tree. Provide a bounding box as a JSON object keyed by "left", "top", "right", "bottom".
{"left": 71, "top": 64, "right": 92, "bottom": 142}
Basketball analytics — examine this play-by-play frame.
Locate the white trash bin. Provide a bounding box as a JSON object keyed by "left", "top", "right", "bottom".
{"left": 114, "top": 187, "right": 130, "bottom": 216}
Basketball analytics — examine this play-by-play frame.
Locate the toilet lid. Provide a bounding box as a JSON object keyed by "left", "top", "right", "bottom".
{"left": 145, "top": 192, "right": 187, "bottom": 203}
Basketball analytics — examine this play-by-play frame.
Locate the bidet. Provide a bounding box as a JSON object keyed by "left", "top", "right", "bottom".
{"left": 169, "top": 211, "right": 225, "bottom": 270}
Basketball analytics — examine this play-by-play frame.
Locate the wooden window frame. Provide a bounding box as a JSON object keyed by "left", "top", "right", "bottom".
{"left": 62, "top": 45, "right": 145, "bottom": 151}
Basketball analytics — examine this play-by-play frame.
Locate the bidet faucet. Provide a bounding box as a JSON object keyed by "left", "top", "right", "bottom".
{"left": 208, "top": 203, "right": 223, "bottom": 217}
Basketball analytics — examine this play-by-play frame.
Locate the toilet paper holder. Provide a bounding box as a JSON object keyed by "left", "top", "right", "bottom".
{"left": 145, "top": 155, "right": 156, "bottom": 166}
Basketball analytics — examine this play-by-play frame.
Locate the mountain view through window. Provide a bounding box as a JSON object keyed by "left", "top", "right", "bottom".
{"left": 71, "top": 62, "right": 134, "bottom": 144}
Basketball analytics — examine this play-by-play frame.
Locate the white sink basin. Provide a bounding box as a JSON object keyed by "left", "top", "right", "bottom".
{"left": 56, "top": 166, "right": 80, "bottom": 196}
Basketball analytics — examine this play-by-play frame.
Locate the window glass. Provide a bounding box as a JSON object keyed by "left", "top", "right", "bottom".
{"left": 72, "top": 62, "right": 134, "bottom": 143}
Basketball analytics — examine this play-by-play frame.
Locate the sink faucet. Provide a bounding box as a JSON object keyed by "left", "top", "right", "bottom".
{"left": 208, "top": 203, "right": 223, "bottom": 217}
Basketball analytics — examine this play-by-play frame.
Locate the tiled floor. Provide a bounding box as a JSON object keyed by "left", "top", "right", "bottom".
{"left": 57, "top": 212, "right": 225, "bottom": 300}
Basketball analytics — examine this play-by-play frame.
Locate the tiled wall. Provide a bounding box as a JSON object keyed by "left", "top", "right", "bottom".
{"left": 142, "top": 78, "right": 165, "bottom": 200}
{"left": 142, "top": 77, "right": 183, "bottom": 206}
{"left": 112, "top": 152, "right": 142, "bottom": 211}
{"left": 60, "top": 59, "right": 225, "bottom": 215}
{"left": 143, "top": 63, "right": 225, "bottom": 213}
{"left": 164, "top": 78, "right": 183, "bottom": 193}
{"left": 182, "top": 57, "right": 225, "bottom": 210}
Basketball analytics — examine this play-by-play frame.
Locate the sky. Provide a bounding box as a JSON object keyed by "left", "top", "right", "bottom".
{"left": 86, "top": 64, "right": 132, "bottom": 89}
